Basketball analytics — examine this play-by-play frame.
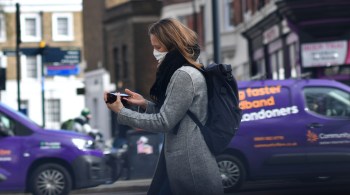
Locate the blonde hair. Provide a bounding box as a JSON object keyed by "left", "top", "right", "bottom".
{"left": 148, "top": 18, "right": 202, "bottom": 68}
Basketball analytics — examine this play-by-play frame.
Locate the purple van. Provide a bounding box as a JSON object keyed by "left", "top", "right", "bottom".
{"left": 217, "top": 79, "right": 350, "bottom": 192}
{"left": 0, "top": 167, "right": 9, "bottom": 182}
{"left": 0, "top": 103, "right": 119, "bottom": 195}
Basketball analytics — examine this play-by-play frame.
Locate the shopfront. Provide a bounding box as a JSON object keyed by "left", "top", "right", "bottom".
{"left": 243, "top": 0, "right": 350, "bottom": 86}
{"left": 276, "top": 0, "right": 350, "bottom": 85}
{"left": 243, "top": 11, "right": 300, "bottom": 80}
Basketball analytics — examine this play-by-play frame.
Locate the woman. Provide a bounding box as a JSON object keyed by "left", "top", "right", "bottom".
{"left": 104, "top": 18, "right": 223, "bottom": 195}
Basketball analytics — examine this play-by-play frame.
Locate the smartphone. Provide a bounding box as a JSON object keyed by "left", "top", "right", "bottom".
{"left": 106, "top": 93, "right": 130, "bottom": 104}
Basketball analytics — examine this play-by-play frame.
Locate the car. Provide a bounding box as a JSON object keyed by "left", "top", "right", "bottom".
{"left": 0, "top": 103, "right": 121, "bottom": 195}
{"left": 217, "top": 79, "right": 350, "bottom": 192}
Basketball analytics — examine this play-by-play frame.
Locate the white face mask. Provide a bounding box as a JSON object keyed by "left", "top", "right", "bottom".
{"left": 153, "top": 49, "right": 168, "bottom": 63}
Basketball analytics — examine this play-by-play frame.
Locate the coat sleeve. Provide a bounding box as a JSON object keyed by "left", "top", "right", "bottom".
{"left": 117, "top": 70, "right": 194, "bottom": 133}
{"left": 144, "top": 100, "right": 158, "bottom": 114}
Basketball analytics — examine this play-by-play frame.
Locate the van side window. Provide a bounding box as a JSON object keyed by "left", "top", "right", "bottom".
{"left": 0, "top": 112, "right": 32, "bottom": 136}
{"left": 304, "top": 87, "right": 350, "bottom": 118}
{"left": 0, "top": 113, "right": 15, "bottom": 136}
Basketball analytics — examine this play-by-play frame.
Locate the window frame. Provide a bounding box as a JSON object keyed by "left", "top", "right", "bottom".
{"left": 52, "top": 13, "right": 74, "bottom": 41}
{"left": 21, "top": 55, "right": 41, "bottom": 80}
{"left": 223, "top": 0, "right": 235, "bottom": 31}
{"left": 45, "top": 99, "right": 61, "bottom": 129}
{"left": 0, "top": 14, "right": 6, "bottom": 42}
{"left": 0, "top": 51, "right": 6, "bottom": 68}
{"left": 20, "top": 13, "right": 42, "bottom": 42}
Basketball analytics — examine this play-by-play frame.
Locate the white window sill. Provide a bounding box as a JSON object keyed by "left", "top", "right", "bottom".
{"left": 53, "top": 36, "right": 74, "bottom": 42}
{"left": 21, "top": 37, "right": 41, "bottom": 42}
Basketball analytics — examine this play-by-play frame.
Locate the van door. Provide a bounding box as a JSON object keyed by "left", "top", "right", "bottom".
{"left": 236, "top": 83, "right": 309, "bottom": 178}
{"left": 303, "top": 86, "right": 350, "bottom": 174}
{"left": 0, "top": 112, "right": 27, "bottom": 190}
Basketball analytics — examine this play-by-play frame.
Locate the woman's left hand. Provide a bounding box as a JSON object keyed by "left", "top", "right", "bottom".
{"left": 104, "top": 92, "right": 124, "bottom": 113}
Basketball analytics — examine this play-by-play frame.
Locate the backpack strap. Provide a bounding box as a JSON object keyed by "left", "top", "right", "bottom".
{"left": 186, "top": 110, "right": 204, "bottom": 129}
{"left": 172, "top": 110, "right": 203, "bottom": 135}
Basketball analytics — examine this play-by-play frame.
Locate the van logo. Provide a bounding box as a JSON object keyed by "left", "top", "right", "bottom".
{"left": 307, "top": 130, "right": 318, "bottom": 143}
{"left": 0, "top": 149, "right": 11, "bottom": 155}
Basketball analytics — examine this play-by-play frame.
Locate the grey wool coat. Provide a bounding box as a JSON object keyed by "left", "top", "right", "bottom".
{"left": 117, "top": 66, "right": 223, "bottom": 195}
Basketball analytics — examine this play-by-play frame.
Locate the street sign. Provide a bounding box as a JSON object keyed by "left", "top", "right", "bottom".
{"left": 44, "top": 48, "right": 81, "bottom": 65}
{"left": 46, "top": 65, "right": 80, "bottom": 76}
{"left": 3, "top": 47, "right": 81, "bottom": 76}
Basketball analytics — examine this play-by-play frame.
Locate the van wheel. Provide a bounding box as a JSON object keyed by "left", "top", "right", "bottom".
{"left": 30, "top": 163, "right": 72, "bottom": 195}
{"left": 216, "top": 154, "right": 246, "bottom": 192}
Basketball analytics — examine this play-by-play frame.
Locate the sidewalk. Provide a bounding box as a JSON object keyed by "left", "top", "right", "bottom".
{"left": 72, "top": 179, "right": 152, "bottom": 194}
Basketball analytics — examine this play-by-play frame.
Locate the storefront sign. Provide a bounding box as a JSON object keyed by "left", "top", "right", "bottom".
{"left": 263, "top": 25, "right": 280, "bottom": 44}
{"left": 301, "top": 40, "right": 349, "bottom": 67}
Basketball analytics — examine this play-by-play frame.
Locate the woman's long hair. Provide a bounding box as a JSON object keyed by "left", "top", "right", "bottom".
{"left": 148, "top": 18, "right": 202, "bottom": 69}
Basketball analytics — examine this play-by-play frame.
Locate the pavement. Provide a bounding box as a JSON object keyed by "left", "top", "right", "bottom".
{"left": 72, "top": 179, "right": 152, "bottom": 194}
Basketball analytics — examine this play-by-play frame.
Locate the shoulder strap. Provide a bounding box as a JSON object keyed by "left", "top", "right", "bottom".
{"left": 173, "top": 111, "right": 203, "bottom": 135}
{"left": 187, "top": 110, "right": 204, "bottom": 129}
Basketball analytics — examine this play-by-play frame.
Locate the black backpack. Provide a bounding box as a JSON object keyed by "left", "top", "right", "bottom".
{"left": 175, "top": 63, "right": 242, "bottom": 156}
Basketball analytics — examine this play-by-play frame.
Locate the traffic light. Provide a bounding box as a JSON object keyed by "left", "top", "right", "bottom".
{"left": 0, "top": 68, "right": 6, "bottom": 90}
{"left": 39, "top": 41, "right": 46, "bottom": 49}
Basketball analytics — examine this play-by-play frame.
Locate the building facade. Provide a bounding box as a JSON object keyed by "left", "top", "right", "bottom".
{"left": 83, "top": 0, "right": 162, "bottom": 140}
{"left": 241, "top": 0, "right": 350, "bottom": 85}
{"left": 160, "top": 0, "right": 251, "bottom": 80}
{"left": 162, "top": 0, "right": 349, "bottom": 85}
{"left": 0, "top": 0, "right": 85, "bottom": 129}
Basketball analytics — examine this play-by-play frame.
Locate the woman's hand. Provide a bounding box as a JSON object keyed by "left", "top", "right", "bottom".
{"left": 104, "top": 92, "right": 124, "bottom": 113}
{"left": 123, "top": 89, "right": 147, "bottom": 110}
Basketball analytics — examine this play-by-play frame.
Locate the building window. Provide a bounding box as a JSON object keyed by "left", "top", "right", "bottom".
{"left": 241, "top": 0, "right": 251, "bottom": 21}
{"left": 113, "top": 47, "right": 121, "bottom": 88}
{"left": 46, "top": 99, "right": 61, "bottom": 129}
{"left": 241, "top": 0, "right": 248, "bottom": 13}
{"left": 25, "top": 56, "right": 39, "bottom": 79}
{"left": 20, "top": 100, "right": 29, "bottom": 115}
{"left": 253, "top": 48, "right": 265, "bottom": 78}
{"left": 224, "top": 0, "right": 234, "bottom": 30}
{"left": 258, "top": 0, "right": 266, "bottom": 10}
{"left": 0, "top": 52, "right": 6, "bottom": 68}
{"left": 177, "top": 15, "right": 188, "bottom": 27}
{"left": 52, "top": 13, "right": 74, "bottom": 41}
{"left": 0, "top": 14, "right": 6, "bottom": 42}
{"left": 256, "top": 58, "right": 266, "bottom": 77}
{"left": 278, "top": 50, "right": 284, "bottom": 79}
{"left": 21, "top": 13, "right": 41, "bottom": 42}
{"left": 270, "top": 50, "right": 284, "bottom": 80}
{"left": 122, "top": 45, "right": 128, "bottom": 80}
{"left": 289, "top": 42, "right": 299, "bottom": 78}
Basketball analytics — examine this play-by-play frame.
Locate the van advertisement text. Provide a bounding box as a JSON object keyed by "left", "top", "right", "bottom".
{"left": 239, "top": 85, "right": 299, "bottom": 122}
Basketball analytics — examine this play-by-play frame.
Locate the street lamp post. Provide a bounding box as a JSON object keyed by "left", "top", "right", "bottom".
{"left": 15, "top": 3, "right": 22, "bottom": 111}
{"left": 212, "top": 0, "right": 221, "bottom": 63}
{"left": 39, "top": 41, "right": 46, "bottom": 127}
